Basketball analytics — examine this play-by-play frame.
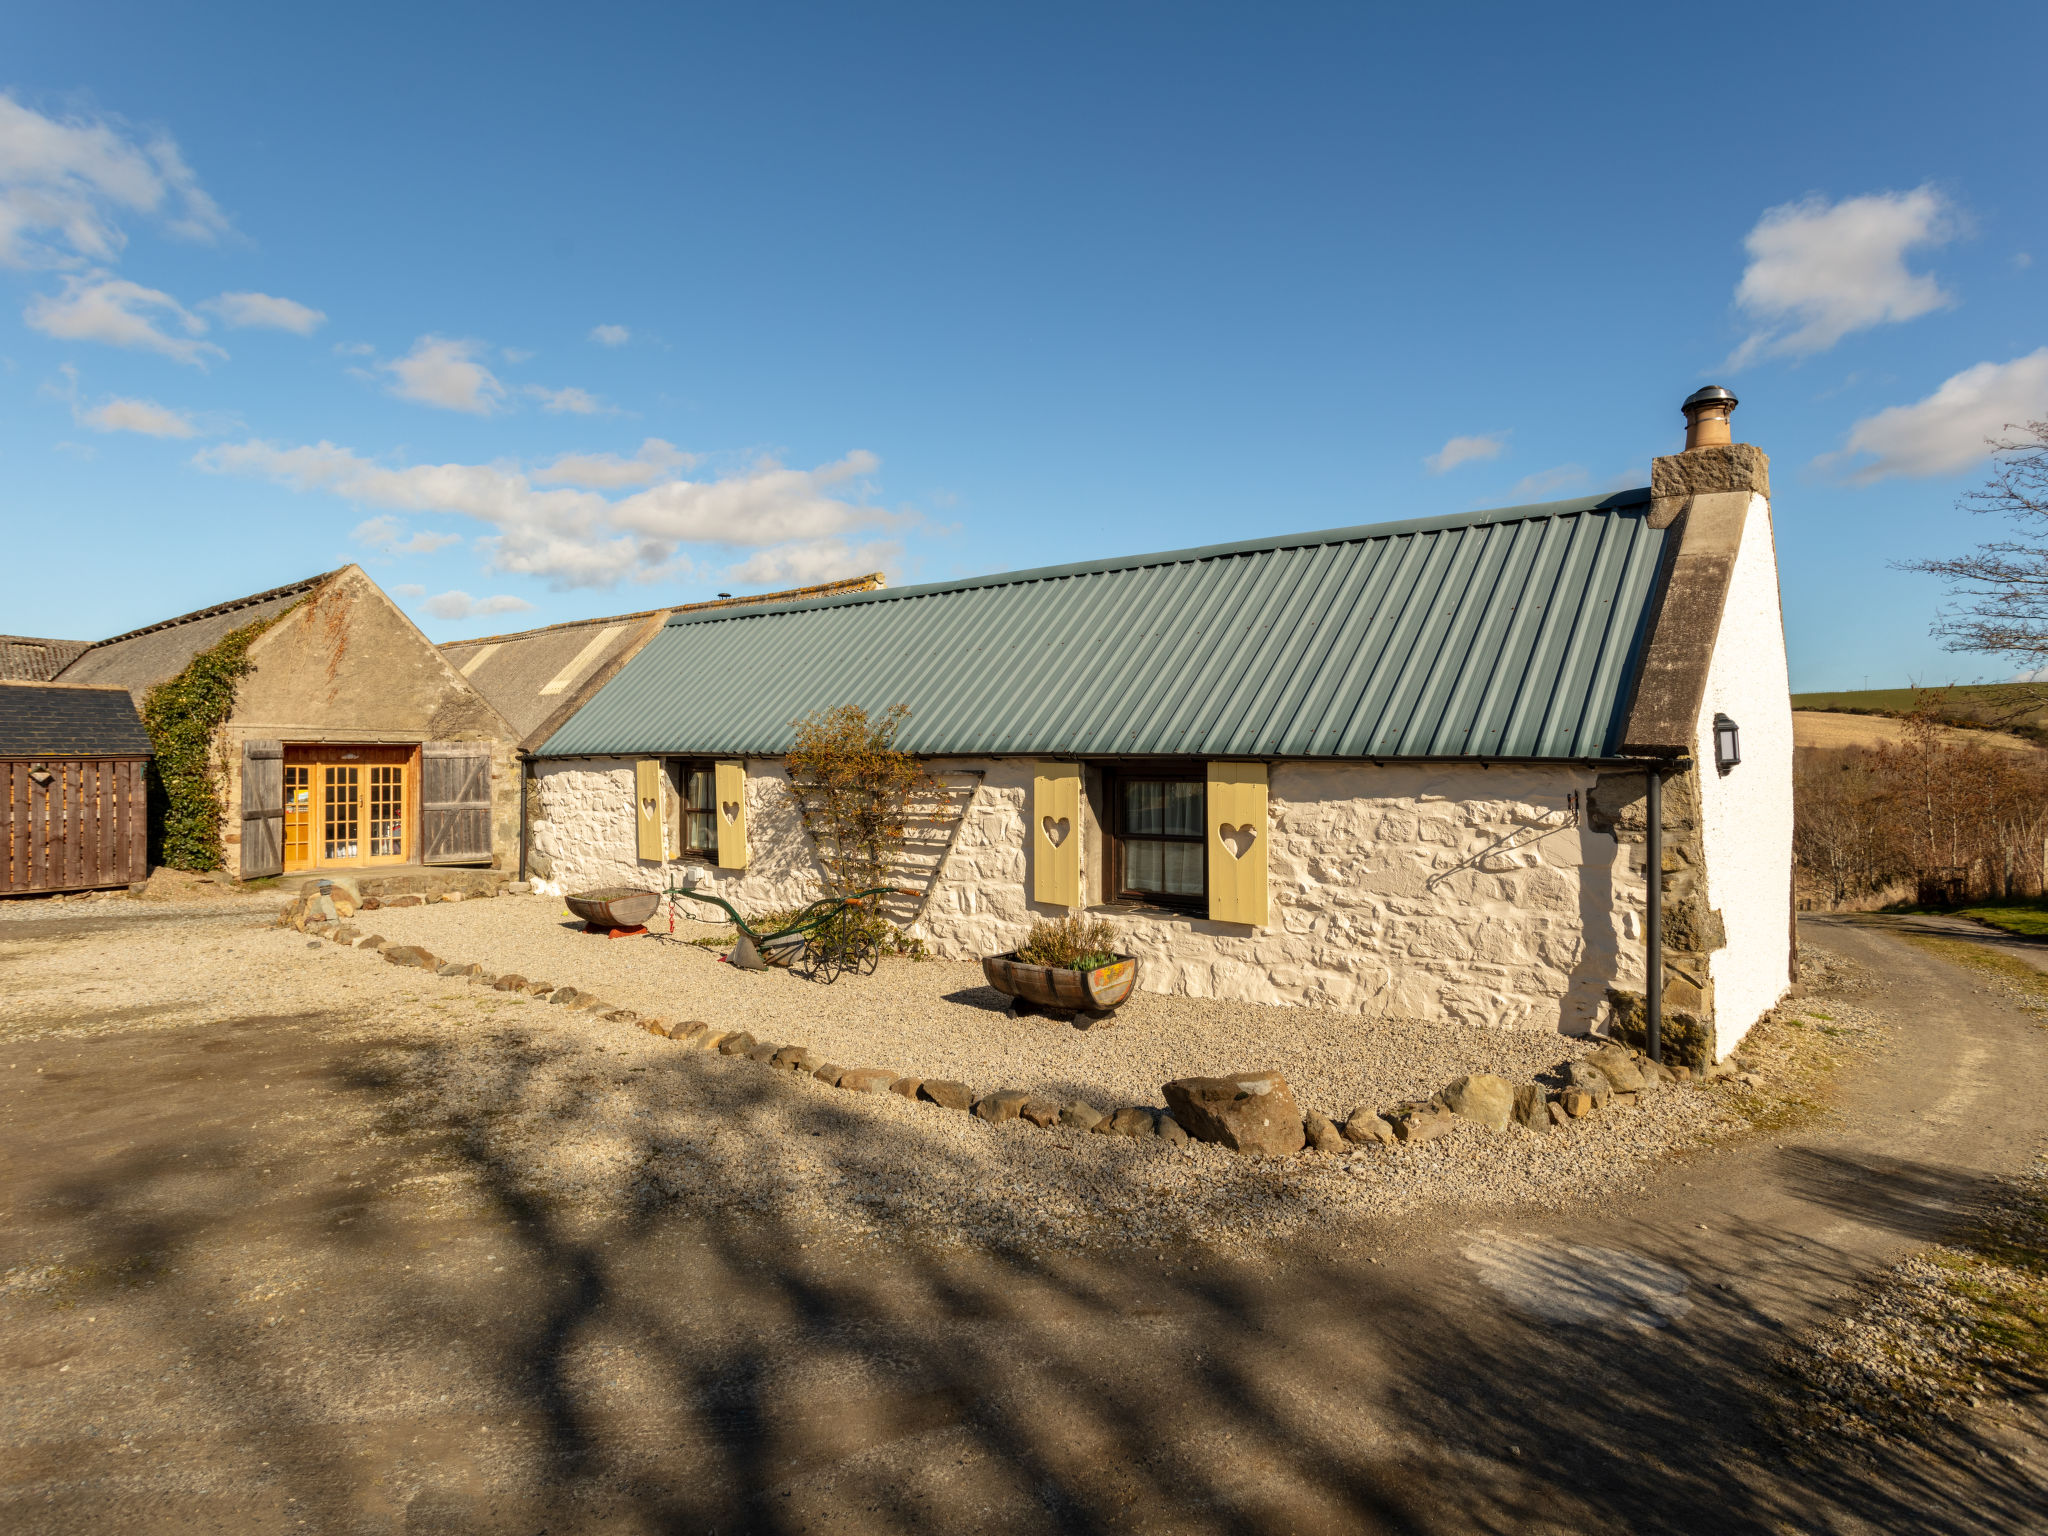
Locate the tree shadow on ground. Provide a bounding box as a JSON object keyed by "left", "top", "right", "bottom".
{"left": 12, "top": 1018, "right": 2041, "bottom": 1536}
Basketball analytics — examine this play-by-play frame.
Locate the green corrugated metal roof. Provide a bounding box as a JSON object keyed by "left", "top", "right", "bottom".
{"left": 538, "top": 490, "right": 1669, "bottom": 761}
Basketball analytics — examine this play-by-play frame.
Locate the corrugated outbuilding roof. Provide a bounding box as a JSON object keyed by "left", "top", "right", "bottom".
{"left": 0, "top": 682, "right": 152, "bottom": 758}
{"left": 538, "top": 492, "right": 1669, "bottom": 762}
{"left": 442, "top": 573, "right": 886, "bottom": 750}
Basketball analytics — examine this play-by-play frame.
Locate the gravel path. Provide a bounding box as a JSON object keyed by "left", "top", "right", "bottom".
{"left": 0, "top": 894, "right": 1793, "bottom": 1254}
{"left": 365, "top": 894, "right": 1613, "bottom": 1120}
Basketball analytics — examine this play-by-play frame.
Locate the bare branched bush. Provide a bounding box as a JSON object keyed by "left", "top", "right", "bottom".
{"left": 1795, "top": 712, "right": 2048, "bottom": 909}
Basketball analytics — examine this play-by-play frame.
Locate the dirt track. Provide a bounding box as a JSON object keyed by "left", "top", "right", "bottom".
{"left": 2, "top": 904, "right": 2045, "bottom": 1534}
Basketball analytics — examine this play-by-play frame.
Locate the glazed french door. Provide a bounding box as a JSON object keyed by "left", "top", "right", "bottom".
{"left": 281, "top": 746, "right": 417, "bottom": 871}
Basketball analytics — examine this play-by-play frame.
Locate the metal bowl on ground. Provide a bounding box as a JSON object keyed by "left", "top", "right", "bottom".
{"left": 565, "top": 886, "right": 661, "bottom": 930}
{"left": 981, "top": 952, "right": 1140, "bottom": 1016}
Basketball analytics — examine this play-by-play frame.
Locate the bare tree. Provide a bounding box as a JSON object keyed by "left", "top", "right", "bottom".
{"left": 1908, "top": 419, "right": 2048, "bottom": 667}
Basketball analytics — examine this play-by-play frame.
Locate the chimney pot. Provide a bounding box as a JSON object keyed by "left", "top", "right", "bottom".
{"left": 1681, "top": 385, "right": 1738, "bottom": 450}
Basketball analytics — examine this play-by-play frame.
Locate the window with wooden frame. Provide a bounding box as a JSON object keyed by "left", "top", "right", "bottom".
{"left": 1106, "top": 764, "right": 1206, "bottom": 912}
{"left": 666, "top": 759, "right": 719, "bottom": 860}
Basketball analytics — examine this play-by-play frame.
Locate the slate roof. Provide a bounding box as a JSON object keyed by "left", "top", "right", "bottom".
{"left": 442, "top": 573, "right": 886, "bottom": 751}
{"left": 0, "top": 635, "right": 91, "bottom": 682}
{"left": 539, "top": 491, "right": 1670, "bottom": 762}
{"left": 56, "top": 573, "right": 335, "bottom": 702}
{"left": 0, "top": 682, "right": 152, "bottom": 758}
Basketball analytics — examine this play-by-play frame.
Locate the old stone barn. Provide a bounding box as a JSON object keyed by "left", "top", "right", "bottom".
{"left": 529, "top": 412, "right": 1791, "bottom": 1063}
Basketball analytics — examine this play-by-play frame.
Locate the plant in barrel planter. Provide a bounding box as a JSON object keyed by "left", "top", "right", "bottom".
{"left": 983, "top": 913, "right": 1139, "bottom": 1021}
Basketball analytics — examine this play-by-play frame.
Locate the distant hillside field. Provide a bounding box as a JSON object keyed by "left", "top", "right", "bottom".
{"left": 1790, "top": 683, "right": 2048, "bottom": 740}
{"left": 1791, "top": 711, "right": 2042, "bottom": 755}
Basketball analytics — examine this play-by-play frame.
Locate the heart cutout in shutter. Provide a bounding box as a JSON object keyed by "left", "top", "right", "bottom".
{"left": 722, "top": 801, "right": 741, "bottom": 824}
{"left": 1041, "top": 815, "right": 1070, "bottom": 848}
{"left": 1218, "top": 822, "right": 1257, "bottom": 859}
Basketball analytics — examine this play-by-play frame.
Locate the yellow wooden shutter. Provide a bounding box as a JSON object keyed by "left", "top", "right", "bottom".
{"left": 634, "top": 759, "right": 663, "bottom": 860}
{"left": 715, "top": 760, "right": 748, "bottom": 869}
{"left": 1206, "top": 761, "right": 1269, "bottom": 926}
{"left": 1032, "top": 762, "right": 1081, "bottom": 907}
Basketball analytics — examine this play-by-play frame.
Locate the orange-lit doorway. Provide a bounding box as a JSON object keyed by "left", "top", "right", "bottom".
{"left": 282, "top": 745, "right": 417, "bottom": 871}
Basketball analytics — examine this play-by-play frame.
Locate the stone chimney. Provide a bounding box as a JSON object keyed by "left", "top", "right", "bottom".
{"left": 1681, "top": 385, "right": 1737, "bottom": 450}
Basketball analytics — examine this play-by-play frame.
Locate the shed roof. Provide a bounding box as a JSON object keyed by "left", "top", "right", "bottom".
{"left": 539, "top": 491, "right": 1670, "bottom": 762}
{"left": 1, "top": 635, "right": 91, "bottom": 682}
{"left": 56, "top": 572, "right": 335, "bottom": 702}
{"left": 0, "top": 682, "right": 152, "bottom": 758}
{"left": 442, "top": 573, "right": 887, "bottom": 750}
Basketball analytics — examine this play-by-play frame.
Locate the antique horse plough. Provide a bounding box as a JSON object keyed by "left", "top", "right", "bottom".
{"left": 663, "top": 882, "right": 913, "bottom": 983}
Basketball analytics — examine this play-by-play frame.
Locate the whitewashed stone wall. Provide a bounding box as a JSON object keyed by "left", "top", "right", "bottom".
{"left": 536, "top": 753, "right": 1646, "bottom": 1033}
{"left": 1694, "top": 494, "right": 1796, "bottom": 1056}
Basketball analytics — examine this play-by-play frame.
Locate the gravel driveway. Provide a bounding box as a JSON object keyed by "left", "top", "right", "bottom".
{"left": 367, "top": 894, "right": 1663, "bottom": 1121}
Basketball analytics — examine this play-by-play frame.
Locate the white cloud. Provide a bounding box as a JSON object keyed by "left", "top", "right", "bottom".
{"left": 1729, "top": 186, "right": 1957, "bottom": 366}
{"left": 421, "top": 590, "right": 533, "bottom": 621}
{"left": 83, "top": 395, "right": 197, "bottom": 437}
{"left": 590, "top": 324, "right": 630, "bottom": 346}
{"left": 202, "top": 291, "right": 325, "bottom": 334}
{"left": 1512, "top": 464, "right": 1588, "bottom": 500}
{"left": 394, "top": 583, "right": 426, "bottom": 598}
{"left": 1425, "top": 433, "right": 1507, "bottom": 474}
{"left": 195, "top": 437, "right": 894, "bottom": 590}
{"left": 24, "top": 271, "right": 224, "bottom": 366}
{"left": 332, "top": 340, "right": 374, "bottom": 357}
{"left": 380, "top": 335, "right": 504, "bottom": 414}
{"left": 725, "top": 539, "right": 903, "bottom": 587}
{"left": 527, "top": 384, "right": 605, "bottom": 415}
{"left": 533, "top": 438, "right": 694, "bottom": 488}
{"left": 1819, "top": 349, "right": 2048, "bottom": 482}
{"left": 0, "top": 94, "right": 228, "bottom": 269}
{"left": 351, "top": 513, "right": 463, "bottom": 556}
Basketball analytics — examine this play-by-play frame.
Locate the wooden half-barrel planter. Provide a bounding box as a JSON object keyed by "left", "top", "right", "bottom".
{"left": 982, "top": 952, "right": 1140, "bottom": 1017}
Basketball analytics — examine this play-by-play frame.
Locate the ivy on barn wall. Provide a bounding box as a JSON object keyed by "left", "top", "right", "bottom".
{"left": 141, "top": 607, "right": 297, "bottom": 871}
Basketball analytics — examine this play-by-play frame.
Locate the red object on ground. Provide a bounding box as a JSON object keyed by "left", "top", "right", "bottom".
{"left": 585, "top": 923, "right": 650, "bottom": 939}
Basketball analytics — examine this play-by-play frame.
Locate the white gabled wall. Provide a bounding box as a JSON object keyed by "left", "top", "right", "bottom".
{"left": 1693, "top": 493, "right": 1795, "bottom": 1056}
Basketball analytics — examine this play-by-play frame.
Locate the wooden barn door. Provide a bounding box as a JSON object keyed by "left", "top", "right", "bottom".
{"left": 421, "top": 742, "right": 492, "bottom": 865}
{"left": 240, "top": 740, "right": 285, "bottom": 879}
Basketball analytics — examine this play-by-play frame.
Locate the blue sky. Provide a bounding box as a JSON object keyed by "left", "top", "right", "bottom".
{"left": 4, "top": 3, "right": 2045, "bottom": 692}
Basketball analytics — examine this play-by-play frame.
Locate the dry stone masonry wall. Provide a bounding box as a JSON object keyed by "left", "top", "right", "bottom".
{"left": 536, "top": 755, "right": 1649, "bottom": 1034}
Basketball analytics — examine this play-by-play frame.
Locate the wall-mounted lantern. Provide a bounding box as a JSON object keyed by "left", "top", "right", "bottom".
{"left": 1713, "top": 713, "right": 1741, "bottom": 775}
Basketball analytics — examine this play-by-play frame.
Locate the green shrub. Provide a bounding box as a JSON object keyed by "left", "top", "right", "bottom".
{"left": 140, "top": 608, "right": 294, "bottom": 871}
{"left": 1016, "top": 913, "right": 1120, "bottom": 971}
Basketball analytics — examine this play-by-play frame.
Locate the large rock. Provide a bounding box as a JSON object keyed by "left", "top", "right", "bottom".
{"left": 1341, "top": 1105, "right": 1396, "bottom": 1146}
{"left": 1586, "top": 1044, "right": 1645, "bottom": 1093}
{"left": 1441, "top": 1074, "right": 1514, "bottom": 1131}
{"left": 812, "top": 1062, "right": 846, "bottom": 1086}
{"left": 356, "top": 934, "right": 387, "bottom": 951}
{"left": 839, "top": 1067, "right": 897, "bottom": 1094}
{"left": 975, "top": 1089, "right": 1032, "bottom": 1123}
{"left": 1387, "top": 1103, "right": 1454, "bottom": 1143}
{"left": 1108, "top": 1106, "right": 1156, "bottom": 1139}
{"left": 1303, "top": 1111, "right": 1344, "bottom": 1154}
{"left": 1566, "top": 1061, "right": 1612, "bottom": 1108}
{"left": 492, "top": 974, "right": 529, "bottom": 992}
{"left": 1020, "top": 1098, "right": 1061, "bottom": 1128}
{"left": 1558, "top": 1086, "right": 1594, "bottom": 1118}
{"left": 384, "top": 946, "right": 437, "bottom": 970}
{"left": 744, "top": 1041, "right": 781, "bottom": 1063}
{"left": 889, "top": 1076, "right": 923, "bottom": 1099}
{"left": 718, "top": 1032, "right": 759, "bottom": 1056}
{"left": 774, "top": 1047, "right": 820, "bottom": 1074}
{"left": 1161, "top": 1072, "right": 1305, "bottom": 1157}
{"left": 549, "top": 987, "right": 583, "bottom": 1006}
{"left": 1059, "top": 1100, "right": 1104, "bottom": 1132}
{"left": 1155, "top": 1112, "right": 1190, "bottom": 1147}
{"left": 918, "top": 1079, "right": 973, "bottom": 1112}
{"left": 1513, "top": 1083, "right": 1551, "bottom": 1132}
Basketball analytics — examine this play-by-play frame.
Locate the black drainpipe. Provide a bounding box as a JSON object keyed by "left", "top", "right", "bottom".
{"left": 1644, "top": 764, "right": 1663, "bottom": 1065}
{"left": 518, "top": 751, "right": 532, "bottom": 882}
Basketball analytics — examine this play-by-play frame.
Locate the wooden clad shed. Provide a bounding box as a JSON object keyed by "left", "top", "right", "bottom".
{"left": 0, "top": 681, "right": 151, "bottom": 895}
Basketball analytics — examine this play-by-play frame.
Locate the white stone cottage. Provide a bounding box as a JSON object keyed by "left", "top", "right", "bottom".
{"left": 531, "top": 397, "right": 1792, "bottom": 1064}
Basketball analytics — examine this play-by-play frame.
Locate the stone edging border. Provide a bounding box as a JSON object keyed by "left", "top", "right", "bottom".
{"left": 290, "top": 903, "right": 1765, "bottom": 1160}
